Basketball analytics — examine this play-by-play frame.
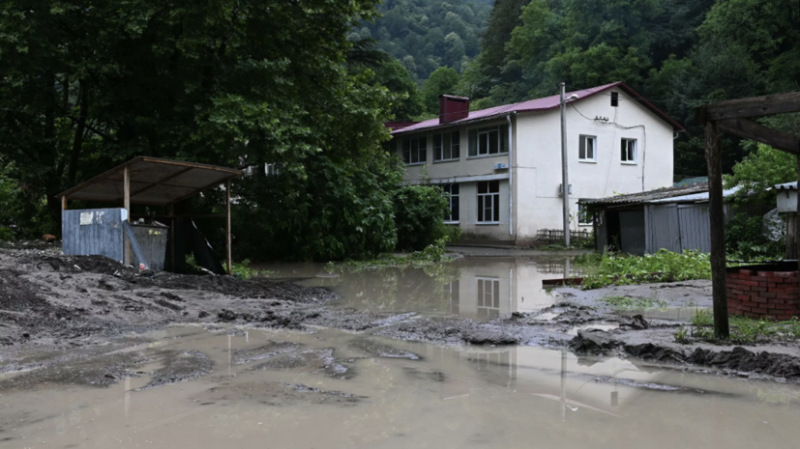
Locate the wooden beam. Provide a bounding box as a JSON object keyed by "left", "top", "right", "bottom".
{"left": 61, "top": 196, "right": 67, "bottom": 211}
{"left": 705, "top": 91, "right": 800, "bottom": 121}
{"left": 705, "top": 120, "right": 729, "bottom": 339}
{"left": 170, "top": 203, "right": 175, "bottom": 273}
{"left": 131, "top": 214, "right": 226, "bottom": 219}
{"left": 129, "top": 167, "right": 193, "bottom": 198}
{"left": 124, "top": 166, "right": 131, "bottom": 266}
{"left": 717, "top": 118, "right": 800, "bottom": 155}
{"left": 226, "top": 179, "right": 232, "bottom": 276}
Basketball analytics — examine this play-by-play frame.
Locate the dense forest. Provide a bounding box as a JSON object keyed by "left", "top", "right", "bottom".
{"left": 370, "top": 0, "right": 800, "bottom": 179}
{"left": 357, "top": 0, "right": 493, "bottom": 80}
{"left": 0, "top": 0, "right": 798, "bottom": 261}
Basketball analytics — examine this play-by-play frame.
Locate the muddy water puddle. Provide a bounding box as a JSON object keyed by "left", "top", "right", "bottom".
{"left": 2, "top": 325, "right": 800, "bottom": 449}
{"left": 258, "top": 256, "right": 586, "bottom": 320}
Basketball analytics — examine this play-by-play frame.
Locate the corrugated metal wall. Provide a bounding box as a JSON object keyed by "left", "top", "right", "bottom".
{"left": 644, "top": 203, "right": 711, "bottom": 254}
{"left": 646, "top": 204, "right": 681, "bottom": 253}
{"left": 678, "top": 205, "right": 711, "bottom": 252}
{"left": 62, "top": 209, "right": 125, "bottom": 262}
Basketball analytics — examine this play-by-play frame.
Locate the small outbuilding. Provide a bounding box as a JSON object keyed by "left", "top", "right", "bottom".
{"left": 581, "top": 183, "right": 743, "bottom": 255}
{"left": 57, "top": 157, "right": 242, "bottom": 274}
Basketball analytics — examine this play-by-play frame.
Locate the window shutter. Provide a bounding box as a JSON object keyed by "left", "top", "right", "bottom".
{"left": 468, "top": 129, "right": 477, "bottom": 156}
{"left": 579, "top": 136, "right": 585, "bottom": 159}
{"left": 500, "top": 124, "right": 509, "bottom": 153}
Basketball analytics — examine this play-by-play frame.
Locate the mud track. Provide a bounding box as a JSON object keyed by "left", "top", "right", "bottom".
{"left": 3, "top": 249, "right": 800, "bottom": 383}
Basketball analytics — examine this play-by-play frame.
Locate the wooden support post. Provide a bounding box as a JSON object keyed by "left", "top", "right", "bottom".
{"left": 226, "top": 179, "right": 232, "bottom": 275}
{"left": 796, "top": 155, "right": 800, "bottom": 281}
{"left": 169, "top": 203, "right": 175, "bottom": 272}
{"left": 61, "top": 196, "right": 67, "bottom": 211}
{"left": 705, "top": 120, "right": 729, "bottom": 339}
{"left": 124, "top": 166, "right": 131, "bottom": 266}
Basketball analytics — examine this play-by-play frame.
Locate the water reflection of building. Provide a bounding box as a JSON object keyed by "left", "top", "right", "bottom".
{"left": 446, "top": 257, "right": 583, "bottom": 319}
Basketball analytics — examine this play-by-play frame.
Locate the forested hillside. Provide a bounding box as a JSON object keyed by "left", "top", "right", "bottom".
{"left": 370, "top": 0, "right": 800, "bottom": 178}
{"left": 357, "top": 0, "right": 493, "bottom": 80}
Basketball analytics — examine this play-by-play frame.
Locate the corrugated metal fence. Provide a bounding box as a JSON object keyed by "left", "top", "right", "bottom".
{"left": 645, "top": 203, "right": 711, "bottom": 253}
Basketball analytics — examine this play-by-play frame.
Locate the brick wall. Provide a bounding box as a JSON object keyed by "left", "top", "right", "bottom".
{"left": 726, "top": 269, "right": 800, "bottom": 320}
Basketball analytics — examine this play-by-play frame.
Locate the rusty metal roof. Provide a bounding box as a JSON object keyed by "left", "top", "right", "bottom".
{"left": 581, "top": 183, "right": 709, "bottom": 207}
{"left": 57, "top": 157, "right": 242, "bottom": 206}
{"left": 391, "top": 82, "right": 684, "bottom": 136}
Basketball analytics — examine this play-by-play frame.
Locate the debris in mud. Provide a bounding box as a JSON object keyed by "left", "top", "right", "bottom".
{"left": 568, "top": 330, "right": 620, "bottom": 356}
{"left": 0, "top": 352, "right": 149, "bottom": 390}
{"left": 232, "top": 341, "right": 302, "bottom": 365}
{"left": 199, "top": 381, "right": 364, "bottom": 406}
{"left": 140, "top": 350, "right": 213, "bottom": 390}
{"left": 350, "top": 338, "right": 422, "bottom": 360}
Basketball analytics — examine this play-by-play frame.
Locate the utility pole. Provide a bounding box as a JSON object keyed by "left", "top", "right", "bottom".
{"left": 560, "top": 82, "right": 571, "bottom": 247}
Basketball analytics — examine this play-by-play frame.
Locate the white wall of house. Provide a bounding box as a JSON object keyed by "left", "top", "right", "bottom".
{"left": 393, "top": 88, "right": 676, "bottom": 244}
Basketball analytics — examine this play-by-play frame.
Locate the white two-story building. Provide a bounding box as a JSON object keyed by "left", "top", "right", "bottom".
{"left": 388, "top": 82, "right": 683, "bottom": 245}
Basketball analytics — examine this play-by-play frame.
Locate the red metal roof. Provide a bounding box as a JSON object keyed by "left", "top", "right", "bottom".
{"left": 391, "top": 82, "right": 684, "bottom": 135}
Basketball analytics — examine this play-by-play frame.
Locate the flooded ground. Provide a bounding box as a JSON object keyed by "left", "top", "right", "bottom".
{"left": 258, "top": 256, "right": 590, "bottom": 320}
{"left": 2, "top": 325, "right": 800, "bottom": 449}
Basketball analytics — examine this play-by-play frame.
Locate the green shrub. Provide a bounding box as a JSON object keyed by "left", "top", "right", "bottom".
{"left": 726, "top": 213, "right": 783, "bottom": 260}
{"left": 393, "top": 185, "right": 449, "bottom": 251}
{"left": 442, "top": 225, "right": 462, "bottom": 244}
{"left": 0, "top": 227, "right": 14, "bottom": 241}
{"left": 581, "top": 249, "right": 711, "bottom": 289}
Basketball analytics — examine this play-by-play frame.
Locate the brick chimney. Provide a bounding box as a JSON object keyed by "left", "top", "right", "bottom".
{"left": 439, "top": 95, "right": 470, "bottom": 124}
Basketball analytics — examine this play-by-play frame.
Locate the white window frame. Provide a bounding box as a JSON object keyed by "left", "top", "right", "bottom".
{"left": 477, "top": 277, "right": 500, "bottom": 319}
{"left": 443, "top": 183, "right": 460, "bottom": 224}
{"left": 477, "top": 181, "right": 500, "bottom": 224}
{"left": 621, "top": 138, "right": 637, "bottom": 164}
{"left": 578, "top": 203, "right": 593, "bottom": 226}
{"left": 579, "top": 135, "right": 597, "bottom": 162}
{"left": 403, "top": 137, "right": 427, "bottom": 165}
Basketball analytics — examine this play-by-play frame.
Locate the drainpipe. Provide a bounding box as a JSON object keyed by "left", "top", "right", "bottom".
{"left": 507, "top": 114, "right": 514, "bottom": 237}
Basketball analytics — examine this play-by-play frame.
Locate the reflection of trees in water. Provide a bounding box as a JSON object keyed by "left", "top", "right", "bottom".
{"left": 332, "top": 263, "right": 462, "bottom": 314}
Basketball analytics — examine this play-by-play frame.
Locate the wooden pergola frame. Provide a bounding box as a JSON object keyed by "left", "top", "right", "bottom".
{"left": 696, "top": 91, "right": 800, "bottom": 338}
{"left": 57, "top": 157, "right": 242, "bottom": 275}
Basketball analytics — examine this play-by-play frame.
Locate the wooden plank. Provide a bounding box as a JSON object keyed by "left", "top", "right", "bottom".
{"left": 717, "top": 119, "right": 800, "bottom": 154}
{"left": 123, "top": 167, "right": 131, "bottom": 266}
{"left": 129, "top": 167, "right": 193, "bottom": 198}
{"left": 61, "top": 196, "right": 67, "bottom": 211}
{"left": 226, "top": 179, "right": 232, "bottom": 276}
{"left": 705, "top": 91, "right": 800, "bottom": 121}
{"left": 705, "top": 120, "right": 729, "bottom": 338}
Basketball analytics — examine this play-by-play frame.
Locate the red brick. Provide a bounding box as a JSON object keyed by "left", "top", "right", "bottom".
{"left": 774, "top": 271, "right": 797, "bottom": 277}
{"left": 777, "top": 293, "right": 797, "bottom": 300}
{"left": 752, "top": 307, "right": 768, "bottom": 313}
{"left": 740, "top": 269, "right": 754, "bottom": 276}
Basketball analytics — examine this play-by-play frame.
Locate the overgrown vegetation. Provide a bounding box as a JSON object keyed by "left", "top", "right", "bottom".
{"left": 330, "top": 237, "right": 455, "bottom": 272}
{"left": 674, "top": 310, "right": 800, "bottom": 345}
{"left": 726, "top": 213, "right": 784, "bottom": 261}
{"left": 578, "top": 250, "right": 711, "bottom": 289}
{"left": 393, "top": 185, "right": 451, "bottom": 252}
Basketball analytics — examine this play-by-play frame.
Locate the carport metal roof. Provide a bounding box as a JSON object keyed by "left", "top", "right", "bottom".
{"left": 56, "top": 157, "right": 242, "bottom": 205}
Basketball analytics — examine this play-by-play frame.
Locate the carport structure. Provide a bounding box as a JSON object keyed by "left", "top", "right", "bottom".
{"left": 57, "top": 157, "right": 242, "bottom": 274}
{"left": 697, "top": 92, "right": 800, "bottom": 337}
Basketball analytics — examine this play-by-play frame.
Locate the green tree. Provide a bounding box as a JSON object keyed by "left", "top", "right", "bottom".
{"left": 0, "top": 0, "right": 406, "bottom": 260}
{"left": 725, "top": 143, "right": 798, "bottom": 202}
{"left": 421, "top": 67, "right": 461, "bottom": 114}
{"left": 372, "top": 58, "right": 424, "bottom": 120}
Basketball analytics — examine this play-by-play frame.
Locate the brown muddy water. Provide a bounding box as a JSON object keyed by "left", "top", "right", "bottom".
{"left": 2, "top": 325, "right": 800, "bottom": 449}
{"left": 260, "top": 256, "right": 587, "bottom": 320}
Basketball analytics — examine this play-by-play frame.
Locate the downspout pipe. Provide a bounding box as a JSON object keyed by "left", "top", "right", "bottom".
{"left": 507, "top": 114, "right": 514, "bottom": 237}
